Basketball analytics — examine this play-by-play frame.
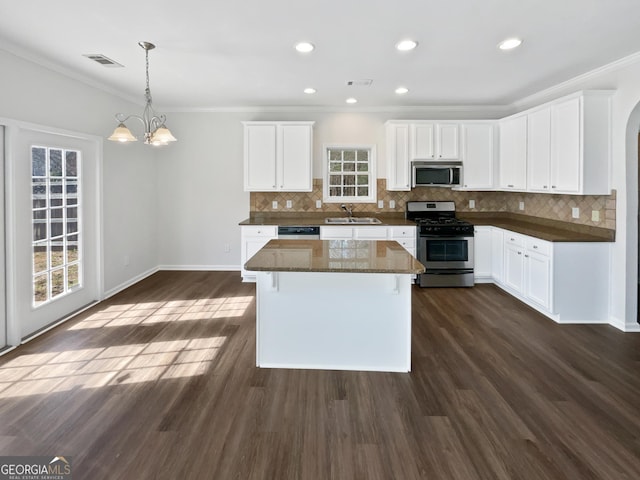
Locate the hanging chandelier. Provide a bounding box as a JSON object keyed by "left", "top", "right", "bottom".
{"left": 108, "top": 41, "right": 177, "bottom": 146}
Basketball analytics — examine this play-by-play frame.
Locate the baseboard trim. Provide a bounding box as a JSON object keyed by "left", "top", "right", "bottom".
{"left": 157, "top": 265, "right": 241, "bottom": 272}
{"left": 103, "top": 266, "right": 159, "bottom": 300}
{"left": 608, "top": 316, "right": 640, "bottom": 332}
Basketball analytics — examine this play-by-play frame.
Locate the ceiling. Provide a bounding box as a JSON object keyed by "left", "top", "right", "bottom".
{"left": 1, "top": 0, "right": 640, "bottom": 110}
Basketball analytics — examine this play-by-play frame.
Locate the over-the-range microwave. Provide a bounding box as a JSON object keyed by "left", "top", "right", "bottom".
{"left": 412, "top": 161, "right": 462, "bottom": 188}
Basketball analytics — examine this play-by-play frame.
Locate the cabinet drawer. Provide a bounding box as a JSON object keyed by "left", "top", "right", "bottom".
{"left": 526, "top": 237, "right": 551, "bottom": 256}
{"left": 394, "top": 239, "right": 416, "bottom": 250}
{"left": 505, "top": 233, "right": 525, "bottom": 247}
{"left": 242, "top": 225, "right": 277, "bottom": 237}
{"left": 389, "top": 226, "right": 417, "bottom": 238}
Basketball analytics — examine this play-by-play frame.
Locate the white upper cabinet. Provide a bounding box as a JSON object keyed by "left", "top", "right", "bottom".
{"left": 386, "top": 123, "right": 411, "bottom": 191}
{"left": 411, "top": 123, "right": 459, "bottom": 160}
{"left": 460, "top": 123, "right": 495, "bottom": 189}
{"left": 501, "top": 90, "right": 613, "bottom": 195}
{"left": 498, "top": 115, "right": 528, "bottom": 190}
{"left": 527, "top": 107, "right": 552, "bottom": 192}
{"left": 243, "top": 121, "right": 314, "bottom": 192}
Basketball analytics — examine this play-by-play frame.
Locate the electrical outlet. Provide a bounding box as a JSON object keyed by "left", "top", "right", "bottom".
{"left": 592, "top": 210, "right": 600, "bottom": 222}
{"left": 572, "top": 207, "right": 580, "bottom": 218}
{"left": 272, "top": 200, "right": 278, "bottom": 209}
{"left": 378, "top": 200, "right": 384, "bottom": 209}
{"left": 286, "top": 200, "right": 292, "bottom": 209}
{"left": 469, "top": 199, "right": 475, "bottom": 209}
{"left": 316, "top": 200, "right": 322, "bottom": 209}
{"left": 519, "top": 201, "right": 525, "bottom": 211}
{"left": 389, "top": 200, "right": 396, "bottom": 209}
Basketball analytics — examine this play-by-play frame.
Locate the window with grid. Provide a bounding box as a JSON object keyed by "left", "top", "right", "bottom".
{"left": 31, "top": 146, "right": 82, "bottom": 306}
{"left": 323, "top": 145, "right": 376, "bottom": 203}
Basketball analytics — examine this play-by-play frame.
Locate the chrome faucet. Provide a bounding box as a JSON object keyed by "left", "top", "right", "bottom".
{"left": 341, "top": 204, "right": 354, "bottom": 217}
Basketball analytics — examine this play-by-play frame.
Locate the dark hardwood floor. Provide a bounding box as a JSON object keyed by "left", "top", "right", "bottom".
{"left": 1, "top": 271, "right": 639, "bottom": 479}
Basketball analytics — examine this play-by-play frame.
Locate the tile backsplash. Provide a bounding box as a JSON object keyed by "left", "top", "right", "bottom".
{"left": 250, "top": 179, "right": 616, "bottom": 230}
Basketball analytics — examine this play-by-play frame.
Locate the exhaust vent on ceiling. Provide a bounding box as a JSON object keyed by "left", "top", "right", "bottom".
{"left": 346, "top": 79, "right": 373, "bottom": 87}
{"left": 83, "top": 54, "right": 124, "bottom": 67}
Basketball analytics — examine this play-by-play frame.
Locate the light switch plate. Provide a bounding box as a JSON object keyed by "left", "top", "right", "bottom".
{"left": 519, "top": 201, "right": 525, "bottom": 211}
{"left": 572, "top": 207, "right": 580, "bottom": 218}
{"left": 389, "top": 200, "right": 396, "bottom": 209}
{"left": 286, "top": 200, "right": 292, "bottom": 209}
{"left": 469, "top": 199, "right": 475, "bottom": 209}
{"left": 592, "top": 210, "right": 600, "bottom": 222}
{"left": 272, "top": 200, "right": 278, "bottom": 209}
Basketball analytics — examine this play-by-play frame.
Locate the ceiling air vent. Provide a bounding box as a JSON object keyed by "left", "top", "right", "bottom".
{"left": 346, "top": 79, "right": 373, "bottom": 87}
{"left": 83, "top": 54, "right": 124, "bottom": 68}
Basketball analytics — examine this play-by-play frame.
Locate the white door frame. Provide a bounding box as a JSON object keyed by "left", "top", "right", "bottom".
{"left": 3, "top": 118, "right": 104, "bottom": 346}
{"left": 0, "top": 126, "right": 6, "bottom": 348}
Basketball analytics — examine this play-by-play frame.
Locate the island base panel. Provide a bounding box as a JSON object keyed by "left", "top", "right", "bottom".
{"left": 255, "top": 271, "right": 411, "bottom": 372}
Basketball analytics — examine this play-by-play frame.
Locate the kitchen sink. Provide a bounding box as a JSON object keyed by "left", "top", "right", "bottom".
{"left": 325, "top": 217, "right": 382, "bottom": 224}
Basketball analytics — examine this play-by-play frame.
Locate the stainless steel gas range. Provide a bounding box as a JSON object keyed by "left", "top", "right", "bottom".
{"left": 406, "top": 201, "right": 475, "bottom": 287}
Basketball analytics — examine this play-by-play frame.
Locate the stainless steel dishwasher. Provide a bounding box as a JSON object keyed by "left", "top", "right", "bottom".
{"left": 277, "top": 226, "right": 320, "bottom": 239}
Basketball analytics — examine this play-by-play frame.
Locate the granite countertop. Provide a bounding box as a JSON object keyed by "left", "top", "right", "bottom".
{"left": 244, "top": 239, "right": 426, "bottom": 274}
{"left": 239, "top": 211, "right": 614, "bottom": 243}
{"left": 459, "top": 212, "right": 615, "bottom": 242}
{"left": 239, "top": 212, "right": 415, "bottom": 227}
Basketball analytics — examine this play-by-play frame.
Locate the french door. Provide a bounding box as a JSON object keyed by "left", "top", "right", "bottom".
{"left": 5, "top": 124, "right": 102, "bottom": 344}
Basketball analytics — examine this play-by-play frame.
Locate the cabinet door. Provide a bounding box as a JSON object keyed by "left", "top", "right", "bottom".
{"left": 411, "top": 124, "right": 435, "bottom": 160}
{"left": 504, "top": 242, "right": 525, "bottom": 293}
{"left": 524, "top": 250, "right": 551, "bottom": 310}
{"left": 320, "top": 226, "right": 354, "bottom": 240}
{"left": 244, "top": 124, "right": 277, "bottom": 191}
{"left": 386, "top": 123, "right": 411, "bottom": 190}
{"left": 461, "top": 124, "right": 494, "bottom": 189}
{"left": 473, "top": 227, "right": 492, "bottom": 279}
{"left": 353, "top": 226, "right": 388, "bottom": 239}
{"left": 437, "top": 124, "right": 460, "bottom": 160}
{"left": 491, "top": 228, "right": 504, "bottom": 283}
{"left": 527, "top": 108, "right": 552, "bottom": 192}
{"left": 280, "top": 124, "right": 312, "bottom": 191}
{"left": 499, "top": 115, "right": 527, "bottom": 190}
{"left": 551, "top": 97, "right": 581, "bottom": 193}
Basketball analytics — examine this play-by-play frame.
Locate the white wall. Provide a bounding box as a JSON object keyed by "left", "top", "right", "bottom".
{"left": 0, "top": 48, "right": 158, "bottom": 296}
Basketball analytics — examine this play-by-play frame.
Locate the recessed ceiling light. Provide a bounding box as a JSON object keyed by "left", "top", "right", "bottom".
{"left": 498, "top": 38, "right": 522, "bottom": 50}
{"left": 346, "top": 98, "right": 358, "bottom": 104}
{"left": 303, "top": 88, "right": 316, "bottom": 94}
{"left": 295, "top": 42, "right": 315, "bottom": 53}
{"left": 396, "top": 39, "right": 418, "bottom": 51}
{"left": 395, "top": 87, "right": 409, "bottom": 95}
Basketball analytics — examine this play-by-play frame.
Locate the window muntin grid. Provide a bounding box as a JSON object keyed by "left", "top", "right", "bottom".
{"left": 31, "top": 146, "right": 82, "bottom": 306}
{"left": 324, "top": 145, "right": 376, "bottom": 203}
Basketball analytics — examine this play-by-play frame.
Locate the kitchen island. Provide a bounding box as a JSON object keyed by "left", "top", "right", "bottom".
{"left": 244, "top": 239, "right": 425, "bottom": 373}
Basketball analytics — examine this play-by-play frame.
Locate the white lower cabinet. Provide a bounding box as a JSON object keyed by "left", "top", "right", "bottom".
{"left": 474, "top": 226, "right": 609, "bottom": 323}
{"left": 320, "top": 225, "right": 416, "bottom": 256}
{"left": 490, "top": 228, "right": 504, "bottom": 283}
{"left": 241, "top": 225, "right": 278, "bottom": 282}
{"left": 473, "top": 226, "right": 492, "bottom": 282}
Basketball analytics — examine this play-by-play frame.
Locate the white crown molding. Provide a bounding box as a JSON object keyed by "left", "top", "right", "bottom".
{"left": 512, "top": 51, "right": 640, "bottom": 111}
{"left": 165, "top": 104, "right": 511, "bottom": 117}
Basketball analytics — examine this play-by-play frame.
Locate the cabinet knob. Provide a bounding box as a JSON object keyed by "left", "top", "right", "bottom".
{"left": 508, "top": 184, "right": 514, "bottom": 188}
{"left": 517, "top": 251, "right": 522, "bottom": 255}
{"left": 272, "top": 185, "right": 276, "bottom": 188}
{"left": 406, "top": 184, "right": 409, "bottom": 187}
{"left": 525, "top": 254, "right": 529, "bottom": 258}
{"left": 543, "top": 185, "right": 548, "bottom": 189}
{"left": 439, "top": 154, "right": 442, "bottom": 158}
{"left": 552, "top": 185, "right": 557, "bottom": 189}
{"left": 533, "top": 245, "right": 538, "bottom": 249}
{"left": 510, "top": 238, "right": 515, "bottom": 241}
